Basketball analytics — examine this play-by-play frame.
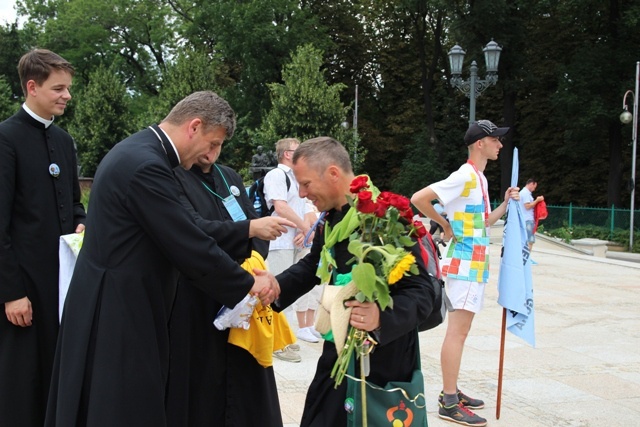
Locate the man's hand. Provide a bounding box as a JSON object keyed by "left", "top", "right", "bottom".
{"left": 249, "top": 217, "right": 296, "bottom": 240}
{"left": 535, "top": 195, "right": 544, "bottom": 203}
{"left": 250, "top": 269, "right": 280, "bottom": 305}
{"left": 442, "top": 222, "right": 454, "bottom": 244}
{"left": 345, "top": 300, "right": 381, "bottom": 332}
{"left": 5, "top": 296, "right": 33, "bottom": 327}
{"left": 293, "top": 231, "right": 306, "bottom": 248}
{"left": 75, "top": 223, "right": 86, "bottom": 233}
{"left": 504, "top": 186, "right": 520, "bottom": 202}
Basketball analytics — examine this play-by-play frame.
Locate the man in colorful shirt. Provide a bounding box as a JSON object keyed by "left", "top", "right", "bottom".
{"left": 411, "top": 120, "right": 520, "bottom": 426}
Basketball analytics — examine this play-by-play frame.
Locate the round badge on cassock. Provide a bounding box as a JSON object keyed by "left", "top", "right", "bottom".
{"left": 49, "top": 163, "right": 60, "bottom": 178}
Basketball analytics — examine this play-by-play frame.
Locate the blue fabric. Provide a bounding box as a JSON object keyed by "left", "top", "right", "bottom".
{"left": 497, "top": 148, "right": 536, "bottom": 347}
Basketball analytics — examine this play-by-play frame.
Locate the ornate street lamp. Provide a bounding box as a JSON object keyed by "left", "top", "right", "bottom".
{"left": 620, "top": 61, "right": 639, "bottom": 252}
{"left": 448, "top": 40, "right": 502, "bottom": 124}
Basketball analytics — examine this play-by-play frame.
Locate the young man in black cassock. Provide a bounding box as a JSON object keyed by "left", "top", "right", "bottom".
{"left": 274, "top": 137, "right": 436, "bottom": 426}
{"left": 45, "top": 91, "right": 291, "bottom": 426}
{"left": 0, "top": 49, "right": 86, "bottom": 427}
{"left": 167, "top": 137, "right": 283, "bottom": 426}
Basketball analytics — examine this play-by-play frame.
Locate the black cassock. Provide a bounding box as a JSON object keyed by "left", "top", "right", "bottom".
{"left": 167, "top": 164, "right": 283, "bottom": 426}
{"left": 45, "top": 127, "right": 257, "bottom": 427}
{"left": 0, "top": 108, "right": 86, "bottom": 427}
{"left": 275, "top": 206, "right": 436, "bottom": 427}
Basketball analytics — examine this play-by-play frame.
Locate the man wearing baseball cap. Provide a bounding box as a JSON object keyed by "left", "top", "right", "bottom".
{"left": 411, "top": 120, "right": 519, "bottom": 426}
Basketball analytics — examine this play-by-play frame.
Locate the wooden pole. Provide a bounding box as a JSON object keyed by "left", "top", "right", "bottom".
{"left": 496, "top": 308, "right": 507, "bottom": 419}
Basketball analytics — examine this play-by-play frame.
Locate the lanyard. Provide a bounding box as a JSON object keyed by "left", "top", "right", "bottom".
{"left": 466, "top": 160, "right": 490, "bottom": 226}
{"left": 200, "top": 164, "right": 232, "bottom": 200}
{"left": 199, "top": 165, "right": 247, "bottom": 222}
{"left": 303, "top": 211, "right": 327, "bottom": 248}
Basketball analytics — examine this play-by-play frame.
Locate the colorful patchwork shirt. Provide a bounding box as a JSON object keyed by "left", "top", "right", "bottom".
{"left": 429, "top": 163, "right": 491, "bottom": 283}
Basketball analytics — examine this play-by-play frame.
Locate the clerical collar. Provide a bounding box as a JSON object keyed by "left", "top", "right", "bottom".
{"left": 153, "top": 126, "right": 181, "bottom": 164}
{"left": 22, "top": 103, "right": 54, "bottom": 128}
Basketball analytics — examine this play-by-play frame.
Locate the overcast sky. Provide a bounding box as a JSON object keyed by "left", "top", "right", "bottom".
{"left": 0, "top": 0, "right": 19, "bottom": 26}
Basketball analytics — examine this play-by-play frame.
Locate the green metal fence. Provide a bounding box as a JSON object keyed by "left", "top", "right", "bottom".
{"left": 492, "top": 201, "right": 640, "bottom": 239}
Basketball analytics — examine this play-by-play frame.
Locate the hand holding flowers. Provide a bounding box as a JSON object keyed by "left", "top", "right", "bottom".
{"left": 318, "top": 175, "right": 428, "bottom": 390}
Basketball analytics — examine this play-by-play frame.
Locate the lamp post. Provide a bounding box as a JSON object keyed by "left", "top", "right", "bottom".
{"left": 620, "top": 61, "right": 639, "bottom": 252}
{"left": 448, "top": 40, "right": 502, "bottom": 124}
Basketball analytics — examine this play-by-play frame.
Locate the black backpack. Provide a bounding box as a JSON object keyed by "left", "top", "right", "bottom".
{"left": 416, "top": 232, "right": 452, "bottom": 331}
{"left": 247, "top": 167, "right": 291, "bottom": 217}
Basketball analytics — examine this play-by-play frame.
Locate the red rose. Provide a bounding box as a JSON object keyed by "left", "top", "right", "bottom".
{"left": 412, "top": 220, "right": 427, "bottom": 238}
{"left": 401, "top": 208, "right": 415, "bottom": 223}
{"left": 389, "top": 194, "right": 411, "bottom": 211}
{"left": 350, "top": 176, "right": 369, "bottom": 193}
{"left": 377, "top": 191, "right": 393, "bottom": 203}
{"left": 356, "top": 191, "right": 376, "bottom": 213}
{"left": 374, "top": 199, "right": 389, "bottom": 218}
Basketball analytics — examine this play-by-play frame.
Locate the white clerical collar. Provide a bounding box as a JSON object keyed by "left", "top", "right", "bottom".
{"left": 22, "top": 103, "right": 54, "bottom": 128}
{"left": 153, "top": 126, "right": 181, "bottom": 164}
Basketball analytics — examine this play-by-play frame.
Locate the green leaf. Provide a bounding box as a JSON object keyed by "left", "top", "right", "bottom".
{"left": 376, "top": 289, "right": 392, "bottom": 311}
{"left": 347, "top": 239, "right": 366, "bottom": 259}
{"left": 317, "top": 247, "right": 336, "bottom": 283}
{"left": 398, "top": 235, "right": 415, "bottom": 247}
{"left": 373, "top": 275, "right": 392, "bottom": 310}
{"left": 351, "top": 262, "right": 377, "bottom": 301}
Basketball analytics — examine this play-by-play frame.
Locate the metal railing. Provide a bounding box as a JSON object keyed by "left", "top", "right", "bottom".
{"left": 492, "top": 201, "right": 640, "bottom": 240}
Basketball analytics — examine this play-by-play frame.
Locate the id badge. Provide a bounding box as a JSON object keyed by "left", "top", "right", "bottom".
{"left": 223, "top": 195, "right": 247, "bottom": 222}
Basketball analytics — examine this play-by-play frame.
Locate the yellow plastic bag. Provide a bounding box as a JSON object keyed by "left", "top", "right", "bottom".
{"left": 228, "top": 251, "right": 295, "bottom": 367}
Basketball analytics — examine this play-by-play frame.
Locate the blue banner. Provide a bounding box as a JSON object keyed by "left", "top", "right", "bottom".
{"left": 497, "top": 148, "right": 535, "bottom": 347}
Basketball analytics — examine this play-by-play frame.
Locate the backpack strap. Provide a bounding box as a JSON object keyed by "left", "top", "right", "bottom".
{"left": 275, "top": 166, "right": 291, "bottom": 192}
{"left": 417, "top": 238, "right": 430, "bottom": 271}
{"left": 417, "top": 236, "right": 442, "bottom": 280}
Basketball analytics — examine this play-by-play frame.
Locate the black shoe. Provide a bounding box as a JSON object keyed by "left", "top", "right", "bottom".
{"left": 438, "top": 402, "right": 487, "bottom": 426}
{"left": 457, "top": 389, "right": 485, "bottom": 410}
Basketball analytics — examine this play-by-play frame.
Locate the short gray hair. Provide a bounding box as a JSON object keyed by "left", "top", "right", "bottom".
{"left": 293, "top": 136, "right": 352, "bottom": 175}
{"left": 163, "top": 91, "right": 236, "bottom": 138}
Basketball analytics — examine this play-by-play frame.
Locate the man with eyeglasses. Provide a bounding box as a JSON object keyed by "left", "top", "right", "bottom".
{"left": 411, "top": 120, "right": 520, "bottom": 426}
{"left": 264, "top": 138, "right": 320, "bottom": 357}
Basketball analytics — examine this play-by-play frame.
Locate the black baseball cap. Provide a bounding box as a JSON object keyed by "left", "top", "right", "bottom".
{"left": 464, "top": 120, "right": 509, "bottom": 145}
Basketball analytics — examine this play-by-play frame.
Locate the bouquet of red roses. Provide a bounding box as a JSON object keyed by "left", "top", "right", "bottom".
{"left": 316, "top": 175, "right": 427, "bottom": 391}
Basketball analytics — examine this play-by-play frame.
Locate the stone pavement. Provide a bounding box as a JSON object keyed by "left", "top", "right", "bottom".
{"left": 274, "top": 234, "right": 640, "bottom": 427}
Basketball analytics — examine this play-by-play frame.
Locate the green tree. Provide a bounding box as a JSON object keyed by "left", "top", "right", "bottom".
{"left": 137, "top": 49, "right": 233, "bottom": 128}
{"left": 351, "top": 0, "right": 454, "bottom": 190}
{"left": 0, "top": 76, "right": 19, "bottom": 121}
{"left": 69, "top": 64, "right": 131, "bottom": 176}
{"left": 491, "top": 0, "right": 640, "bottom": 207}
{"left": 256, "top": 44, "right": 364, "bottom": 168}
{"left": 18, "top": 0, "right": 177, "bottom": 96}
{"left": 176, "top": 0, "right": 330, "bottom": 127}
{"left": 0, "top": 22, "right": 27, "bottom": 101}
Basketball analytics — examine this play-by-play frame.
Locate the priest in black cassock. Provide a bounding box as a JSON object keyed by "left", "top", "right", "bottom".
{"left": 0, "top": 49, "right": 86, "bottom": 427}
{"left": 167, "top": 135, "right": 283, "bottom": 426}
{"left": 45, "top": 91, "right": 291, "bottom": 427}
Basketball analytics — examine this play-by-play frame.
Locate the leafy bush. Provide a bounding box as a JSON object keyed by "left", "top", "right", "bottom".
{"left": 543, "top": 224, "right": 638, "bottom": 252}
